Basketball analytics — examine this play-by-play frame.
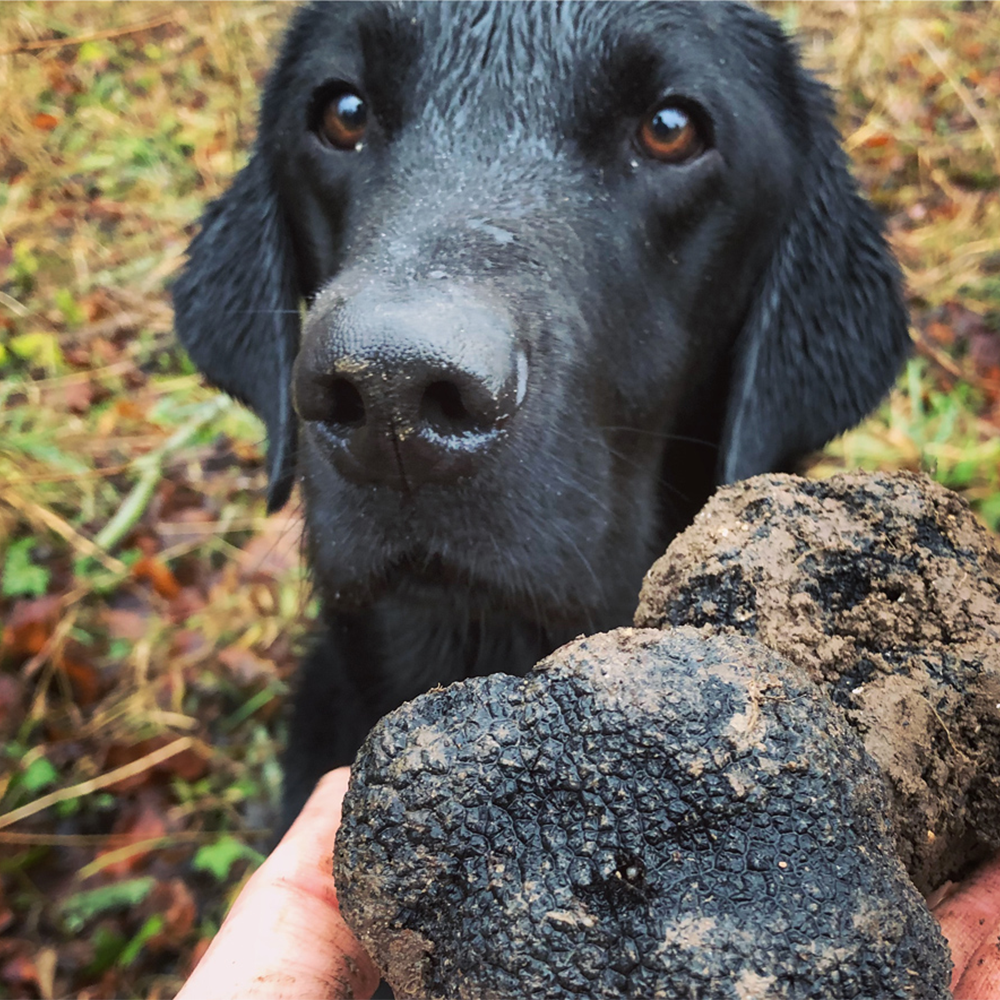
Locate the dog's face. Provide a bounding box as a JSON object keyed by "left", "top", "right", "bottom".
{"left": 174, "top": 1, "right": 909, "bottom": 636}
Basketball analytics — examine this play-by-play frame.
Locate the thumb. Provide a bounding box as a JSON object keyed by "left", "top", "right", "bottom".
{"left": 176, "top": 768, "right": 379, "bottom": 1000}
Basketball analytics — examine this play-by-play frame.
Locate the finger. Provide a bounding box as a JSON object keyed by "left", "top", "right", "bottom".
{"left": 951, "top": 925, "right": 1000, "bottom": 1000}
{"left": 932, "top": 853, "right": 1000, "bottom": 998}
{"left": 176, "top": 768, "right": 379, "bottom": 1000}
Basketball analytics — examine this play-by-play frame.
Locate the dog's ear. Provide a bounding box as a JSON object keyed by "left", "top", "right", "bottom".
{"left": 172, "top": 154, "right": 300, "bottom": 512}
{"left": 719, "top": 76, "right": 910, "bottom": 484}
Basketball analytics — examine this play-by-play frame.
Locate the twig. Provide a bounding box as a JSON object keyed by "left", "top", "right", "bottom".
{"left": 94, "top": 394, "right": 233, "bottom": 551}
{"left": 0, "top": 737, "right": 198, "bottom": 830}
{"left": 0, "top": 14, "right": 175, "bottom": 57}
{"left": 0, "top": 488, "right": 127, "bottom": 574}
{"left": 0, "top": 289, "right": 31, "bottom": 317}
{"left": 0, "top": 829, "right": 271, "bottom": 846}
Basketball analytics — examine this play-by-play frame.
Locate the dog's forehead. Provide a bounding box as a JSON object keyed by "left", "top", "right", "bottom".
{"left": 274, "top": 1, "right": 782, "bottom": 131}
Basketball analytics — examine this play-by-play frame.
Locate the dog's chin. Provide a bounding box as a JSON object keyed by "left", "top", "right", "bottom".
{"left": 320, "top": 551, "right": 600, "bottom": 628}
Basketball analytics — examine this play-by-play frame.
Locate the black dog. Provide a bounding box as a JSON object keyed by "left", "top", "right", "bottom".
{"left": 173, "top": 1, "right": 909, "bottom": 826}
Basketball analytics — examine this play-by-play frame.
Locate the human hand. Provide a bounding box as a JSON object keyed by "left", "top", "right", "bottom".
{"left": 175, "top": 767, "right": 378, "bottom": 1000}
{"left": 176, "top": 766, "right": 1000, "bottom": 1000}
{"left": 931, "top": 853, "right": 1000, "bottom": 998}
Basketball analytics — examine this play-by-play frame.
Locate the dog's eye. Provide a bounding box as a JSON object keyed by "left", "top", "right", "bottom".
{"left": 319, "top": 90, "right": 368, "bottom": 150}
{"left": 638, "top": 103, "right": 705, "bottom": 163}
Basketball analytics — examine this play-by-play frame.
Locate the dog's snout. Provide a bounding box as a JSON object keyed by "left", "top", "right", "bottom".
{"left": 294, "top": 288, "right": 526, "bottom": 489}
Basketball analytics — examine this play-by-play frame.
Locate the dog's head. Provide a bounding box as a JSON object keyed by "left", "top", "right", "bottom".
{"left": 173, "top": 1, "right": 908, "bottom": 630}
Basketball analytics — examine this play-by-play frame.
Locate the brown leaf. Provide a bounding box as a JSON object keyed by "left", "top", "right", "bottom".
{"left": 970, "top": 332, "right": 1000, "bottom": 376}
{"left": 239, "top": 514, "right": 303, "bottom": 581}
{"left": 97, "top": 794, "right": 169, "bottom": 876}
{"left": 104, "top": 737, "right": 208, "bottom": 791}
{"left": 112, "top": 398, "right": 147, "bottom": 422}
{"left": 0, "top": 673, "right": 25, "bottom": 731}
{"left": 167, "top": 586, "right": 208, "bottom": 623}
{"left": 32, "top": 111, "right": 58, "bottom": 131}
{"left": 218, "top": 645, "right": 277, "bottom": 687}
{"left": 101, "top": 608, "right": 150, "bottom": 641}
{"left": 58, "top": 378, "right": 94, "bottom": 414}
{"left": 146, "top": 879, "right": 196, "bottom": 950}
{"left": 132, "top": 556, "right": 182, "bottom": 600}
{"left": 925, "top": 321, "right": 955, "bottom": 347}
{"left": 2, "top": 596, "right": 61, "bottom": 659}
{"left": 1, "top": 951, "right": 39, "bottom": 992}
{"left": 57, "top": 652, "right": 101, "bottom": 707}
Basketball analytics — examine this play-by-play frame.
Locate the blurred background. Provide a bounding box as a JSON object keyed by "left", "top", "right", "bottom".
{"left": 0, "top": 2, "right": 998, "bottom": 996}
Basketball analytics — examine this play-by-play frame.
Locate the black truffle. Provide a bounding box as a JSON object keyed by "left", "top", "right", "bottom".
{"left": 334, "top": 627, "right": 951, "bottom": 999}
{"left": 636, "top": 471, "right": 1000, "bottom": 891}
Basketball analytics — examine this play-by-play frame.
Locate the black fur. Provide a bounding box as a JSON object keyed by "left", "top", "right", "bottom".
{"left": 172, "top": 1, "right": 909, "bottom": 827}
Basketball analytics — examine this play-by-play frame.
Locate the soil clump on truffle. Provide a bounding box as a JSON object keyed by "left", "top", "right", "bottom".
{"left": 636, "top": 470, "right": 1000, "bottom": 892}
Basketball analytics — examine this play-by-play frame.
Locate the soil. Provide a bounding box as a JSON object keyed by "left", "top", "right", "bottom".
{"left": 636, "top": 470, "right": 1000, "bottom": 893}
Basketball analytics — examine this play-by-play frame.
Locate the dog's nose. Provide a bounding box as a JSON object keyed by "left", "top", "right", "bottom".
{"left": 294, "top": 289, "right": 527, "bottom": 489}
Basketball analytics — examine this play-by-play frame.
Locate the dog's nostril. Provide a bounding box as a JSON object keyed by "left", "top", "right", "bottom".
{"left": 329, "top": 378, "right": 366, "bottom": 428}
{"left": 420, "top": 380, "right": 479, "bottom": 435}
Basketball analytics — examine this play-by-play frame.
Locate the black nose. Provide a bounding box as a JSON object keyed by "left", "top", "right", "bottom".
{"left": 294, "top": 287, "right": 527, "bottom": 489}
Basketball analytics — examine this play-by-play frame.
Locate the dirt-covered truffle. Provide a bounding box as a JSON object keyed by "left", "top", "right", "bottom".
{"left": 334, "top": 627, "right": 951, "bottom": 999}
{"left": 636, "top": 470, "right": 1000, "bottom": 892}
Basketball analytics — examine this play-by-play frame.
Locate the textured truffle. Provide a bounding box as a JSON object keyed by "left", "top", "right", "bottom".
{"left": 334, "top": 627, "right": 951, "bottom": 999}
{"left": 636, "top": 470, "right": 1000, "bottom": 892}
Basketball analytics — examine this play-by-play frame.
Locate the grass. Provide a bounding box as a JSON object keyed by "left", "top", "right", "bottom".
{"left": 0, "top": 2, "right": 999, "bottom": 996}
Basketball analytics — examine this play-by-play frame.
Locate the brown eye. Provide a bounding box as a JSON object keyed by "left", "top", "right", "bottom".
{"left": 639, "top": 103, "right": 704, "bottom": 163}
{"left": 320, "top": 90, "right": 368, "bottom": 149}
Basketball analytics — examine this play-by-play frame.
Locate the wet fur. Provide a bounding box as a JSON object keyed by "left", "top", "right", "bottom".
{"left": 173, "top": 2, "right": 909, "bottom": 827}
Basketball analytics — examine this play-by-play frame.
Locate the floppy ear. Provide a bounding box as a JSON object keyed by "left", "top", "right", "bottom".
{"left": 718, "top": 78, "right": 910, "bottom": 484}
{"left": 172, "top": 154, "right": 300, "bottom": 512}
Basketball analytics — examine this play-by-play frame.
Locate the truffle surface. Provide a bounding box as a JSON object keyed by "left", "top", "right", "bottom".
{"left": 335, "top": 627, "right": 951, "bottom": 999}
{"left": 636, "top": 471, "right": 1000, "bottom": 891}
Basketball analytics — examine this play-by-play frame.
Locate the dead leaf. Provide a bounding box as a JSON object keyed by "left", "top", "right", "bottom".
{"left": 96, "top": 793, "right": 169, "bottom": 876}
{"left": 58, "top": 378, "right": 94, "bottom": 414}
{"left": 0, "top": 673, "right": 25, "bottom": 731}
{"left": 239, "top": 515, "right": 303, "bottom": 581}
{"left": 2, "top": 596, "right": 61, "bottom": 659}
{"left": 101, "top": 608, "right": 150, "bottom": 641}
{"left": 57, "top": 652, "right": 101, "bottom": 707}
{"left": 104, "top": 737, "right": 208, "bottom": 791}
{"left": 145, "top": 879, "right": 196, "bottom": 950}
{"left": 132, "top": 556, "right": 182, "bottom": 600}
{"left": 1, "top": 951, "right": 39, "bottom": 993}
{"left": 218, "top": 645, "right": 277, "bottom": 687}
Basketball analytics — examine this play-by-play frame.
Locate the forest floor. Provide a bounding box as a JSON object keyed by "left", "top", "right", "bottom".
{"left": 0, "top": 2, "right": 998, "bottom": 997}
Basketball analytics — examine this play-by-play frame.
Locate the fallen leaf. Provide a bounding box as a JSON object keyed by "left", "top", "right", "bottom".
{"left": 218, "top": 645, "right": 277, "bottom": 687}
{"left": 1, "top": 951, "right": 39, "bottom": 993}
{"left": 239, "top": 515, "right": 303, "bottom": 581}
{"left": 58, "top": 378, "right": 94, "bottom": 414}
{"left": 145, "top": 879, "right": 196, "bottom": 950}
{"left": 132, "top": 556, "right": 182, "bottom": 600}
{"left": 96, "top": 794, "right": 169, "bottom": 877}
{"left": 104, "top": 737, "right": 208, "bottom": 792}
{"left": 101, "top": 608, "right": 150, "bottom": 641}
{"left": 0, "top": 673, "right": 25, "bottom": 730}
{"left": 2, "top": 596, "right": 61, "bottom": 659}
{"left": 57, "top": 652, "right": 101, "bottom": 707}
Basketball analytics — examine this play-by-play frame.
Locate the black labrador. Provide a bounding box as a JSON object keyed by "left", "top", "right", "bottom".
{"left": 173, "top": 1, "right": 909, "bottom": 827}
